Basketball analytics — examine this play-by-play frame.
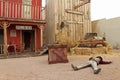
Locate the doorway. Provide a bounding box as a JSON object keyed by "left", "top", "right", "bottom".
{"left": 0, "top": 29, "right": 4, "bottom": 54}
{"left": 22, "top": 30, "right": 35, "bottom": 52}
{"left": 0, "top": 29, "right": 3, "bottom": 44}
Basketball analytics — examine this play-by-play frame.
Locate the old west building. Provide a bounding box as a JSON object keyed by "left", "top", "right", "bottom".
{"left": 45, "top": 0, "right": 91, "bottom": 47}
{"left": 0, "top": 0, "right": 45, "bottom": 55}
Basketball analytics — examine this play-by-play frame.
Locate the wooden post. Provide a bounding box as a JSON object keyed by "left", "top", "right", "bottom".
{"left": 37, "top": 24, "right": 44, "bottom": 48}
{"left": 3, "top": 25, "right": 7, "bottom": 56}
{"left": 0, "top": 21, "right": 10, "bottom": 56}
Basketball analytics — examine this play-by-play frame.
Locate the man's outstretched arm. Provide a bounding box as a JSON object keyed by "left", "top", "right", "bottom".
{"left": 99, "top": 61, "right": 112, "bottom": 64}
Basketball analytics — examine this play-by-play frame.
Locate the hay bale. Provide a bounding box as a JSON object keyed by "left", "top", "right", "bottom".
{"left": 91, "top": 47, "right": 107, "bottom": 54}
{"left": 70, "top": 47, "right": 91, "bottom": 55}
{"left": 70, "top": 46, "right": 113, "bottom": 55}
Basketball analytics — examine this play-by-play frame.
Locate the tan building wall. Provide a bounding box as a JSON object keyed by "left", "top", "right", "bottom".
{"left": 45, "top": 0, "right": 92, "bottom": 47}
{"left": 92, "top": 17, "right": 120, "bottom": 48}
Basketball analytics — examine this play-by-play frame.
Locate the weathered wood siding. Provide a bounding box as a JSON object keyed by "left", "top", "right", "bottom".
{"left": 0, "top": 0, "right": 42, "bottom": 20}
{"left": 45, "top": 0, "right": 92, "bottom": 47}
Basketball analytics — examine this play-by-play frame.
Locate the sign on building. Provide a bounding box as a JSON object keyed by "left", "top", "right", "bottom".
{"left": 16, "top": 26, "right": 32, "bottom": 30}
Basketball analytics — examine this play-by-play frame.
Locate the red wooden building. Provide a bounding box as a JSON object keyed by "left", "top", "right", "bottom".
{"left": 0, "top": 0, "right": 46, "bottom": 55}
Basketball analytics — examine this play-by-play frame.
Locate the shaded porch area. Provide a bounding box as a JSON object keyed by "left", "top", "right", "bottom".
{"left": 0, "top": 20, "right": 45, "bottom": 57}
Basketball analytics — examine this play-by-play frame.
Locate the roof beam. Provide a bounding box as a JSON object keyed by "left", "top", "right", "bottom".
{"left": 74, "top": 0, "right": 90, "bottom": 9}
{"left": 65, "top": 9, "right": 83, "bottom": 15}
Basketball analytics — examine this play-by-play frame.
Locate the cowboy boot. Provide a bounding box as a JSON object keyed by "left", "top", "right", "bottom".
{"left": 71, "top": 64, "right": 78, "bottom": 71}
{"left": 94, "top": 68, "right": 101, "bottom": 74}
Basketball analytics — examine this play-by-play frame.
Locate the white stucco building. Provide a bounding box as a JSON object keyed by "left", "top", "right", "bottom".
{"left": 92, "top": 17, "right": 120, "bottom": 49}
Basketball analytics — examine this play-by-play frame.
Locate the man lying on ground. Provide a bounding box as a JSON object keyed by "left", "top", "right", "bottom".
{"left": 71, "top": 56, "right": 112, "bottom": 74}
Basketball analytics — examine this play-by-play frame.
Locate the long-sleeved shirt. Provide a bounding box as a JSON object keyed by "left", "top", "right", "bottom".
{"left": 89, "top": 57, "right": 112, "bottom": 65}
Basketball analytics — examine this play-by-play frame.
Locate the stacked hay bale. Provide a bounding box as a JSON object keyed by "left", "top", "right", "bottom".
{"left": 70, "top": 44, "right": 113, "bottom": 55}
{"left": 71, "top": 47, "right": 91, "bottom": 55}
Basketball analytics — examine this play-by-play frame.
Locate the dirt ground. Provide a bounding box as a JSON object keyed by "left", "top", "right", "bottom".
{"left": 0, "top": 51, "right": 120, "bottom": 80}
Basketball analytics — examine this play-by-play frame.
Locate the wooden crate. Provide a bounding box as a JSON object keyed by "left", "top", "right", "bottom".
{"left": 48, "top": 44, "right": 68, "bottom": 64}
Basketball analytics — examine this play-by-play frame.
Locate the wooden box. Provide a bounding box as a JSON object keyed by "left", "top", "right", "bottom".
{"left": 48, "top": 44, "right": 68, "bottom": 64}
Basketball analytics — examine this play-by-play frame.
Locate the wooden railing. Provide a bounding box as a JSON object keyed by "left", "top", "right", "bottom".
{"left": 0, "top": 0, "right": 46, "bottom": 21}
